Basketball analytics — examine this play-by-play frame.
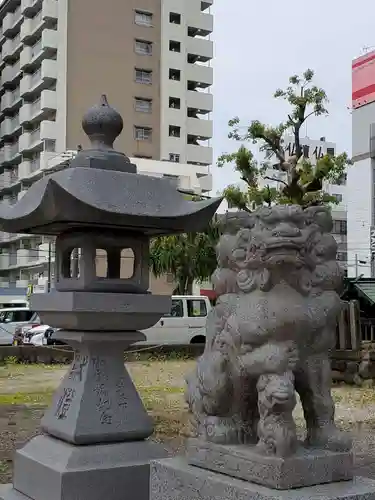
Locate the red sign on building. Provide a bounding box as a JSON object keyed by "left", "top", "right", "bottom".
{"left": 352, "top": 50, "right": 375, "bottom": 109}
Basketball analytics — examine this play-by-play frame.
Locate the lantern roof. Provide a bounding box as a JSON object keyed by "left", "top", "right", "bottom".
{"left": 0, "top": 96, "right": 221, "bottom": 236}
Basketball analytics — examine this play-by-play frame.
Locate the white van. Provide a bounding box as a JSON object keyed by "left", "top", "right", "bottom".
{"left": 140, "top": 295, "right": 211, "bottom": 345}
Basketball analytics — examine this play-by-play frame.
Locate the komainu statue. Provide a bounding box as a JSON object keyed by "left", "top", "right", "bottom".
{"left": 186, "top": 204, "right": 351, "bottom": 458}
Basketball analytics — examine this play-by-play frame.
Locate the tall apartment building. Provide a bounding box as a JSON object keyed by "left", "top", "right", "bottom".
{"left": 0, "top": 0, "right": 214, "bottom": 291}
{"left": 347, "top": 49, "right": 375, "bottom": 278}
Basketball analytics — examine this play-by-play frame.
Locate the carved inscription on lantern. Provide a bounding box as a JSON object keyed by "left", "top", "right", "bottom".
{"left": 116, "top": 377, "right": 128, "bottom": 409}
{"left": 69, "top": 353, "right": 89, "bottom": 382}
{"left": 55, "top": 388, "right": 76, "bottom": 419}
{"left": 92, "top": 356, "right": 113, "bottom": 425}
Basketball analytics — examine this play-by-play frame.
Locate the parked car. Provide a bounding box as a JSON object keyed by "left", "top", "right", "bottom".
{"left": 0, "top": 308, "right": 40, "bottom": 346}
{"left": 22, "top": 325, "right": 51, "bottom": 346}
{"left": 140, "top": 295, "right": 211, "bottom": 345}
{"left": 24, "top": 325, "right": 65, "bottom": 347}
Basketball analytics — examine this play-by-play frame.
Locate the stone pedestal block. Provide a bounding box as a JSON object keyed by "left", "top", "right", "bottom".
{"left": 0, "top": 435, "right": 166, "bottom": 500}
{"left": 40, "top": 334, "right": 153, "bottom": 444}
{"left": 151, "top": 458, "right": 375, "bottom": 500}
{"left": 187, "top": 438, "right": 353, "bottom": 490}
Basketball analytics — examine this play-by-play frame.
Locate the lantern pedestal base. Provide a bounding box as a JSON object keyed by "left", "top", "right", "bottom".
{"left": 0, "top": 435, "right": 167, "bottom": 500}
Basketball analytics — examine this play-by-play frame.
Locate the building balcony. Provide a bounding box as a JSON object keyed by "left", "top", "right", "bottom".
{"left": 16, "top": 280, "right": 29, "bottom": 287}
{"left": 18, "top": 151, "right": 56, "bottom": 181}
{"left": 187, "top": 117, "right": 213, "bottom": 140}
{"left": 0, "top": 166, "right": 20, "bottom": 190}
{"left": 0, "top": 170, "right": 12, "bottom": 189}
{"left": 19, "top": 29, "right": 58, "bottom": 71}
{"left": 197, "top": 173, "right": 213, "bottom": 193}
{"left": 187, "top": 37, "right": 213, "bottom": 63}
{"left": 16, "top": 248, "right": 41, "bottom": 267}
{"left": 20, "top": 0, "right": 58, "bottom": 44}
{"left": 0, "top": 87, "right": 22, "bottom": 114}
{"left": 2, "top": 33, "right": 22, "bottom": 63}
{"left": 3, "top": 142, "right": 20, "bottom": 164}
{"left": 0, "top": 115, "right": 21, "bottom": 138}
{"left": 21, "top": 0, "right": 43, "bottom": 17}
{"left": 186, "top": 63, "right": 213, "bottom": 88}
{"left": 2, "top": 7, "right": 23, "bottom": 38}
{"left": 0, "top": 253, "right": 10, "bottom": 270}
{"left": 20, "top": 59, "right": 57, "bottom": 97}
{"left": 19, "top": 120, "right": 56, "bottom": 153}
{"left": 0, "top": 233, "right": 12, "bottom": 244}
{"left": 187, "top": 12, "right": 213, "bottom": 36}
{"left": 186, "top": 144, "right": 213, "bottom": 166}
{"left": 1, "top": 61, "right": 22, "bottom": 88}
{"left": 179, "top": 174, "right": 201, "bottom": 193}
{"left": 19, "top": 89, "right": 57, "bottom": 124}
{"left": 186, "top": 90, "right": 213, "bottom": 114}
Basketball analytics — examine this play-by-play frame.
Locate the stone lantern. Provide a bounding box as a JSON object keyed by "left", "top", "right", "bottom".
{"left": 0, "top": 96, "right": 221, "bottom": 500}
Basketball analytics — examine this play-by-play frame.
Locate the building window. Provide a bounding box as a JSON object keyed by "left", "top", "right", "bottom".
{"left": 169, "top": 153, "right": 180, "bottom": 163}
{"left": 169, "top": 125, "right": 181, "bottom": 138}
{"left": 169, "top": 97, "right": 181, "bottom": 109}
{"left": 332, "top": 220, "right": 347, "bottom": 235}
{"left": 169, "top": 40, "right": 181, "bottom": 52}
{"left": 135, "top": 68, "right": 152, "bottom": 84}
{"left": 326, "top": 147, "right": 335, "bottom": 156}
{"left": 135, "top": 40, "right": 153, "bottom": 55}
{"left": 134, "top": 10, "right": 153, "bottom": 26}
{"left": 134, "top": 98, "right": 152, "bottom": 113}
{"left": 134, "top": 126, "right": 152, "bottom": 141}
{"left": 169, "top": 12, "right": 181, "bottom": 24}
{"left": 332, "top": 193, "right": 343, "bottom": 203}
{"left": 169, "top": 68, "right": 181, "bottom": 81}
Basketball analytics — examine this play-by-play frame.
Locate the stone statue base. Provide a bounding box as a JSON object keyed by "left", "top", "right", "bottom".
{"left": 151, "top": 458, "right": 375, "bottom": 500}
{"left": 0, "top": 434, "right": 166, "bottom": 500}
{"left": 187, "top": 438, "right": 353, "bottom": 489}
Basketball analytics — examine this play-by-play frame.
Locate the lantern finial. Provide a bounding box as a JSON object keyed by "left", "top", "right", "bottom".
{"left": 81, "top": 94, "right": 123, "bottom": 150}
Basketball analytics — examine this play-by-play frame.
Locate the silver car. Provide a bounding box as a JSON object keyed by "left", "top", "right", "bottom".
{"left": 0, "top": 308, "right": 40, "bottom": 345}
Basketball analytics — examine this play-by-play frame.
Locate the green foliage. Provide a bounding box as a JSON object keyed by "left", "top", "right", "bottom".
{"left": 149, "top": 214, "right": 220, "bottom": 295}
{"left": 218, "top": 69, "right": 352, "bottom": 209}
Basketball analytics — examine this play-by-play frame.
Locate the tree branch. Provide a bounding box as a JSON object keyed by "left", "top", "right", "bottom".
{"left": 258, "top": 134, "right": 285, "bottom": 163}
{"left": 301, "top": 109, "right": 317, "bottom": 123}
{"left": 264, "top": 176, "right": 288, "bottom": 187}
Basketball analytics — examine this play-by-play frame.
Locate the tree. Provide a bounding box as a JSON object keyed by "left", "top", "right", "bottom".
{"left": 218, "top": 69, "right": 352, "bottom": 209}
{"left": 149, "top": 213, "right": 221, "bottom": 295}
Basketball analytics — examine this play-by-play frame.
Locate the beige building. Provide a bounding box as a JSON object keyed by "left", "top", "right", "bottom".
{"left": 0, "top": 0, "right": 214, "bottom": 292}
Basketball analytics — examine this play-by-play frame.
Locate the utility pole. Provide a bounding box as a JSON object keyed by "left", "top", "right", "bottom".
{"left": 355, "top": 254, "right": 358, "bottom": 278}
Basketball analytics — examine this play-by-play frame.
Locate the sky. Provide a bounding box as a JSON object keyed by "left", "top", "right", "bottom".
{"left": 210, "top": 0, "right": 375, "bottom": 196}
